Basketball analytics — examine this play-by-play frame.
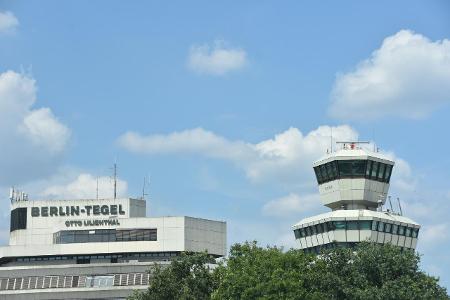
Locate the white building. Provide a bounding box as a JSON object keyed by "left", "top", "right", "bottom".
{"left": 292, "top": 142, "right": 420, "bottom": 253}
{"left": 0, "top": 197, "right": 226, "bottom": 299}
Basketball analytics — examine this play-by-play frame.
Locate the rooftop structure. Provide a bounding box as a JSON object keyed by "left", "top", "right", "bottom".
{"left": 292, "top": 142, "right": 420, "bottom": 253}
{"left": 0, "top": 196, "right": 226, "bottom": 299}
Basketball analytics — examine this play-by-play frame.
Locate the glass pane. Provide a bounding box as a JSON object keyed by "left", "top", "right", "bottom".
{"left": 378, "top": 163, "right": 386, "bottom": 180}
{"left": 359, "top": 221, "right": 372, "bottom": 230}
{"left": 398, "top": 226, "right": 405, "bottom": 236}
{"left": 338, "top": 161, "right": 352, "bottom": 177}
{"left": 384, "top": 165, "right": 392, "bottom": 182}
{"left": 384, "top": 223, "right": 392, "bottom": 233}
{"left": 377, "top": 222, "right": 384, "bottom": 232}
{"left": 294, "top": 230, "right": 300, "bottom": 239}
{"left": 372, "top": 221, "right": 378, "bottom": 231}
{"left": 325, "top": 163, "right": 334, "bottom": 180}
{"left": 330, "top": 161, "right": 338, "bottom": 179}
{"left": 366, "top": 160, "right": 373, "bottom": 177}
{"left": 392, "top": 224, "right": 398, "bottom": 235}
{"left": 347, "top": 221, "right": 358, "bottom": 230}
{"left": 316, "top": 224, "right": 323, "bottom": 234}
{"left": 333, "top": 221, "right": 346, "bottom": 230}
{"left": 314, "top": 167, "right": 322, "bottom": 184}
{"left": 311, "top": 226, "right": 317, "bottom": 235}
{"left": 320, "top": 165, "right": 329, "bottom": 182}
{"left": 371, "top": 162, "right": 379, "bottom": 178}
{"left": 352, "top": 160, "right": 366, "bottom": 176}
{"left": 306, "top": 227, "right": 311, "bottom": 236}
{"left": 405, "top": 227, "right": 412, "bottom": 237}
{"left": 300, "top": 228, "right": 306, "bottom": 238}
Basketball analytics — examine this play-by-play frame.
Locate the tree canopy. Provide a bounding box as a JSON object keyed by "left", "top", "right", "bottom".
{"left": 129, "top": 242, "right": 449, "bottom": 300}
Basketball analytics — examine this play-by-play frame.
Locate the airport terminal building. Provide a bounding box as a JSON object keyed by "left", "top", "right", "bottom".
{"left": 0, "top": 197, "right": 226, "bottom": 299}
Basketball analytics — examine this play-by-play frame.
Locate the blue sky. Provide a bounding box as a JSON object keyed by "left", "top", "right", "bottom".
{"left": 1, "top": 0, "right": 450, "bottom": 289}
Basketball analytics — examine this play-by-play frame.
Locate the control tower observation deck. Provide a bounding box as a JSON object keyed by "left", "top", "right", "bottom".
{"left": 292, "top": 142, "right": 420, "bottom": 253}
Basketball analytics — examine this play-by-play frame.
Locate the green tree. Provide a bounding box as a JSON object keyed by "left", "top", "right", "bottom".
{"left": 128, "top": 252, "right": 217, "bottom": 300}
{"left": 130, "top": 242, "right": 449, "bottom": 300}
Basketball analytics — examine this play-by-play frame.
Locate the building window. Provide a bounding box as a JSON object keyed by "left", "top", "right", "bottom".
{"left": 346, "top": 221, "right": 358, "bottom": 230}
{"left": 54, "top": 229, "right": 157, "bottom": 244}
{"left": 10, "top": 208, "right": 27, "bottom": 232}
{"left": 314, "top": 160, "right": 393, "bottom": 185}
{"left": 333, "top": 221, "right": 346, "bottom": 230}
{"left": 398, "top": 226, "right": 405, "bottom": 236}
{"left": 86, "top": 275, "right": 114, "bottom": 288}
{"left": 377, "top": 222, "right": 384, "bottom": 232}
{"left": 359, "top": 220, "right": 372, "bottom": 230}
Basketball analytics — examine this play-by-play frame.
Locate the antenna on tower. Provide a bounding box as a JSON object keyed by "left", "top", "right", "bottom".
{"left": 388, "top": 196, "right": 394, "bottom": 213}
{"left": 142, "top": 175, "right": 150, "bottom": 200}
{"left": 113, "top": 160, "right": 117, "bottom": 200}
{"left": 397, "top": 197, "right": 403, "bottom": 216}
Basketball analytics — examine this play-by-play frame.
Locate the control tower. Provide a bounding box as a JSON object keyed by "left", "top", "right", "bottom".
{"left": 292, "top": 142, "right": 420, "bottom": 253}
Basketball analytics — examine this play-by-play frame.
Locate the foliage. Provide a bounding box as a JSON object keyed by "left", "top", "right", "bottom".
{"left": 129, "top": 242, "right": 449, "bottom": 300}
{"left": 128, "top": 252, "right": 217, "bottom": 300}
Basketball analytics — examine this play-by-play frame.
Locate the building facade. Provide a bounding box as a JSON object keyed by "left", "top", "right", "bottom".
{"left": 0, "top": 197, "right": 226, "bottom": 299}
{"left": 292, "top": 143, "right": 420, "bottom": 253}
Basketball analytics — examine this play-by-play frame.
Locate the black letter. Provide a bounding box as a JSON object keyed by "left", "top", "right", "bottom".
{"left": 31, "top": 207, "right": 40, "bottom": 217}
{"left": 71, "top": 206, "right": 80, "bottom": 216}
{"left": 85, "top": 206, "right": 92, "bottom": 216}
{"left": 93, "top": 205, "right": 100, "bottom": 215}
{"left": 41, "top": 207, "right": 49, "bottom": 217}
{"left": 101, "top": 205, "right": 109, "bottom": 215}
{"left": 119, "top": 205, "right": 126, "bottom": 215}
{"left": 50, "top": 207, "right": 58, "bottom": 216}
{"left": 59, "top": 207, "right": 66, "bottom": 216}
{"left": 110, "top": 205, "right": 117, "bottom": 215}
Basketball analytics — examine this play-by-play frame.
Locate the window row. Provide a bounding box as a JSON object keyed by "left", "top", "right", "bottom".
{"left": 302, "top": 242, "right": 414, "bottom": 255}
{"left": 314, "top": 160, "right": 393, "bottom": 185}
{"left": 294, "top": 220, "right": 419, "bottom": 239}
{"left": 53, "top": 228, "right": 157, "bottom": 244}
{"left": 0, "top": 273, "right": 150, "bottom": 291}
{"left": 13, "top": 251, "right": 179, "bottom": 264}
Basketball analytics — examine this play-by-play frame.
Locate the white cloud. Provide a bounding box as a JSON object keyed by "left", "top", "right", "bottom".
{"left": 419, "top": 223, "right": 450, "bottom": 248}
{"left": 0, "top": 70, "right": 70, "bottom": 184}
{"left": 0, "top": 11, "right": 18, "bottom": 34}
{"left": 41, "top": 173, "right": 128, "bottom": 200}
{"left": 188, "top": 40, "right": 247, "bottom": 75}
{"left": 329, "top": 30, "right": 450, "bottom": 120}
{"left": 118, "top": 125, "right": 358, "bottom": 184}
{"left": 262, "top": 193, "right": 320, "bottom": 217}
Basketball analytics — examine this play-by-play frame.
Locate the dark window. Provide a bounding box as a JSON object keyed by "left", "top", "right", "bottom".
{"left": 372, "top": 221, "right": 378, "bottom": 231}
{"left": 294, "top": 229, "right": 300, "bottom": 239}
{"left": 320, "top": 165, "right": 329, "bottom": 182}
{"left": 10, "top": 208, "right": 27, "bottom": 232}
{"left": 338, "top": 161, "right": 352, "bottom": 177}
{"left": 330, "top": 161, "right": 339, "bottom": 179}
{"left": 333, "top": 221, "right": 346, "bottom": 230}
{"left": 405, "top": 227, "right": 412, "bottom": 237}
{"left": 412, "top": 228, "right": 419, "bottom": 238}
{"left": 305, "top": 227, "right": 311, "bottom": 236}
{"left": 384, "top": 223, "right": 392, "bottom": 233}
{"left": 377, "top": 222, "right": 384, "bottom": 232}
{"left": 366, "top": 161, "right": 373, "bottom": 177}
{"left": 371, "top": 162, "right": 380, "bottom": 179}
{"left": 398, "top": 226, "right": 405, "bottom": 236}
{"left": 54, "top": 229, "right": 157, "bottom": 244}
{"left": 311, "top": 226, "right": 317, "bottom": 235}
{"left": 359, "top": 220, "right": 372, "bottom": 230}
{"left": 314, "top": 167, "right": 323, "bottom": 184}
{"left": 392, "top": 224, "right": 399, "bottom": 235}
{"left": 384, "top": 165, "right": 393, "bottom": 183}
{"left": 300, "top": 228, "right": 306, "bottom": 238}
{"left": 378, "top": 163, "right": 386, "bottom": 181}
{"left": 347, "top": 221, "right": 358, "bottom": 230}
{"left": 352, "top": 160, "right": 367, "bottom": 176}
